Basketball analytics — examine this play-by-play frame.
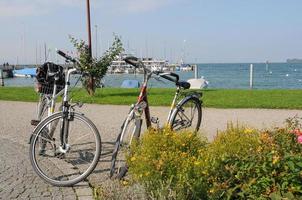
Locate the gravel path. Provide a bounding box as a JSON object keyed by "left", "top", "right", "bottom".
{"left": 0, "top": 100, "right": 301, "bottom": 199}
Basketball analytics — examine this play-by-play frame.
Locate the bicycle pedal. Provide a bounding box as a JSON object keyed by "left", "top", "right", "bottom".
{"left": 31, "top": 120, "right": 40, "bottom": 126}
{"left": 151, "top": 117, "right": 159, "bottom": 124}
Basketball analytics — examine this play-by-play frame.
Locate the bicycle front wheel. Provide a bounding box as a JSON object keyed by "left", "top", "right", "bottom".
{"left": 170, "top": 96, "right": 202, "bottom": 132}
{"left": 29, "top": 112, "right": 101, "bottom": 186}
{"left": 110, "top": 115, "right": 141, "bottom": 179}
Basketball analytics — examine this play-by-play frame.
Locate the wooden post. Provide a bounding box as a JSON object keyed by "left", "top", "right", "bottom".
{"left": 86, "top": 0, "right": 94, "bottom": 95}
{"left": 86, "top": 0, "right": 92, "bottom": 58}
{"left": 194, "top": 65, "right": 198, "bottom": 79}
{"left": 0, "top": 69, "right": 4, "bottom": 86}
{"left": 250, "top": 64, "right": 253, "bottom": 89}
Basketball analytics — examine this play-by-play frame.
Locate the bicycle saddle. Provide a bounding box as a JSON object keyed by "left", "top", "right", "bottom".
{"left": 177, "top": 81, "right": 191, "bottom": 90}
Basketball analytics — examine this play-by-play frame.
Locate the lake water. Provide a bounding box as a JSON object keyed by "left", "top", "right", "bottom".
{"left": 4, "top": 63, "right": 302, "bottom": 89}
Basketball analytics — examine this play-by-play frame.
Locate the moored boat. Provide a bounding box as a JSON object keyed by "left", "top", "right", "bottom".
{"left": 13, "top": 68, "right": 36, "bottom": 78}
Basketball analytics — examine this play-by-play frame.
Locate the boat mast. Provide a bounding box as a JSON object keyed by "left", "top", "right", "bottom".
{"left": 35, "top": 42, "right": 38, "bottom": 65}
{"left": 95, "top": 25, "right": 98, "bottom": 58}
{"left": 44, "top": 43, "right": 47, "bottom": 62}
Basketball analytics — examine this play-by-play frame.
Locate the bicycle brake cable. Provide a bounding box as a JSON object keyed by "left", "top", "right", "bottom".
{"left": 68, "top": 74, "right": 82, "bottom": 101}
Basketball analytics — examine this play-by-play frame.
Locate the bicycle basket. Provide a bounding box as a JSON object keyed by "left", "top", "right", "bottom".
{"left": 35, "top": 62, "right": 65, "bottom": 94}
{"left": 35, "top": 82, "right": 65, "bottom": 95}
{"left": 36, "top": 62, "right": 65, "bottom": 92}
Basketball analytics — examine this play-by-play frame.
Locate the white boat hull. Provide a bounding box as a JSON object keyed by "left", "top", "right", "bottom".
{"left": 187, "top": 78, "right": 209, "bottom": 89}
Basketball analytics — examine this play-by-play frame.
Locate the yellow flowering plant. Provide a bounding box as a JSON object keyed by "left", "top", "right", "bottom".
{"left": 127, "top": 122, "right": 302, "bottom": 200}
{"left": 127, "top": 127, "right": 208, "bottom": 199}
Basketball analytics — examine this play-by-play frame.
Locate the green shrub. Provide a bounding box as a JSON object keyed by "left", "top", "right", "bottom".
{"left": 127, "top": 122, "right": 302, "bottom": 200}
{"left": 204, "top": 122, "right": 302, "bottom": 199}
{"left": 127, "top": 127, "right": 208, "bottom": 199}
{"left": 201, "top": 124, "right": 262, "bottom": 199}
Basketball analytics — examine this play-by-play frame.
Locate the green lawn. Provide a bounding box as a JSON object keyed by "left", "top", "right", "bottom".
{"left": 0, "top": 87, "right": 302, "bottom": 109}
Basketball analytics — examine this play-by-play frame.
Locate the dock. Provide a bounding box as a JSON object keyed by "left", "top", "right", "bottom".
{"left": 0, "top": 66, "right": 14, "bottom": 78}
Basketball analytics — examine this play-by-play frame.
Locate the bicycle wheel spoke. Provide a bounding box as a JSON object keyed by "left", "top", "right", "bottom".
{"left": 35, "top": 132, "right": 54, "bottom": 144}
{"left": 171, "top": 98, "right": 201, "bottom": 132}
{"left": 176, "top": 108, "right": 191, "bottom": 128}
{"left": 179, "top": 109, "right": 191, "bottom": 122}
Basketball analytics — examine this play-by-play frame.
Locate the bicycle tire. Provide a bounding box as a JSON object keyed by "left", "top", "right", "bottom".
{"left": 31, "top": 95, "right": 62, "bottom": 144}
{"left": 37, "top": 95, "right": 48, "bottom": 121}
{"left": 170, "top": 96, "right": 202, "bottom": 132}
{"left": 29, "top": 112, "right": 101, "bottom": 186}
{"left": 110, "top": 114, "right": 141, "bottom": 179}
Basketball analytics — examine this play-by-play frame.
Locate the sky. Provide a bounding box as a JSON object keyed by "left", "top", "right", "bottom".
{"left": 0, "top": 0, "right": 301, "bottom": 64}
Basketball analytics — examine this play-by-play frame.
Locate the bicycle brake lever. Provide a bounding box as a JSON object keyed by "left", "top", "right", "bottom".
{"left": 70, "top": 102, "right": 83, "bottom": 109}
{"left": 77, "top": 102, "right": 83, "bottom": 108}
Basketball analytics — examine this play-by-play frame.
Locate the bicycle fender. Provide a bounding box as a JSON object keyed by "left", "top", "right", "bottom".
{"left": 168, "top": 95, "right": 201, "bottom": 124}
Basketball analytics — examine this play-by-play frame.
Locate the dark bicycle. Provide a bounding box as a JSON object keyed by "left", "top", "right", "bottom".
{"left": 110, "top": 56, "right": 202, "bottom": 179}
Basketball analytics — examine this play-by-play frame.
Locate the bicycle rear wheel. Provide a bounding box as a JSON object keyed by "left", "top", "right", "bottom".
{"left": 110, "top": 115, "right": 141, "bottom": 179}
{"left": 170, "top": 96, "right": 202, "bottom": 132}
{"left": 29, "top": 112, "right": 101, "bottom": 186}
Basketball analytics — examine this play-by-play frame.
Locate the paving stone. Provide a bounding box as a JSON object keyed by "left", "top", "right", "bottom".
{"left": 75, "top": 187, "right": 93, "bottom": 196}
{"left": 61, "top": 188, "right": 76, "bottom": 195}
{"left": 1, "top": 102, "right": 211, "bottom": 200}
{"left": 63, "top": 194, "right": 78, "bottom": 200}
{"left": 78, "top": 196, "right": 94, "bottom": 200}
{"left": 0, "top": 139, "right": 81, "bottom": 200}
{"left": 42, "top": 191, "right": 51, "bottom": 197}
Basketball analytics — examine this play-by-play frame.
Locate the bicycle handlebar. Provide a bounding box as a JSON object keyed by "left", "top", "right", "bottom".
{"left": 125, "top": 56, "right": 180, "bottom": 84}
{"left": 56, "top": 49, "right": 77, "bottom": 63}
{"left": 154, "top": 71, "right": 179, "bottom": 84}
{"left": 125, "top": 56, "right": 151, "bottom": 74}
{"left": 124, "top": 56, "right": 140, "bottom": 68}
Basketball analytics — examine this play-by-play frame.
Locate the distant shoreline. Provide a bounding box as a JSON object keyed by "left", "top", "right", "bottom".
{"left": 0, "top": 62, "right": 292, "bottom": 68}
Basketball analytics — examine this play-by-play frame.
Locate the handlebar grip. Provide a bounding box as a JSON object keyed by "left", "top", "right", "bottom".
{"left": 56, "top": 49, "right": 76, "bottom": 63}
{"left": 169, "top": 72, "right": 179, "bottom": 82}
{"left": 161, "top": 75, "right": 175, "bottom": 83}
{"left": 57, "top": 50, "right": 67, "bottom": 58}
{"left": 124, "top": 56, "right": 139, "bottom": 68}
{"left": 159, "top": 72, "right": 179, "bottom": 83}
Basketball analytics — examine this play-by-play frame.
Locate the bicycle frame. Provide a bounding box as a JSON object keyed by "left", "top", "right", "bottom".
{"left": 43, "top": 83, "right": 64, "bottom": 115}
{"left": 138, "top": 75, "right": 152, "bottom": 128}
{"left": 42, "top": 67, "right": 76, "bottom": 114}
{"left": 32, "top": 67, "right": 77, "bottom": 146}
{"left": 62, "top": 68, "right": 77, "bottom": 107}
{"left": 119, "top": 70, "right": 181, "bottom": 145}
{"left": 132, "top": 70, "right": 182, "bottom": 129}
{"left": 111, "top": 57, "right": 203, "bottom": 179}
{"left": 59, "top": 68, "right": 77, "bottom": 147}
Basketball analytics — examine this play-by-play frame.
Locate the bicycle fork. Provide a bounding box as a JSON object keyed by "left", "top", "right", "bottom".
{"left": 58, "top": 107, "right": 72, "bottom": 154}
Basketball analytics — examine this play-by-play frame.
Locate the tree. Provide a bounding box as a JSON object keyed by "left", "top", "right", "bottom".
{"left": 70, "top": 35, "right": 124, "bottom": 95}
